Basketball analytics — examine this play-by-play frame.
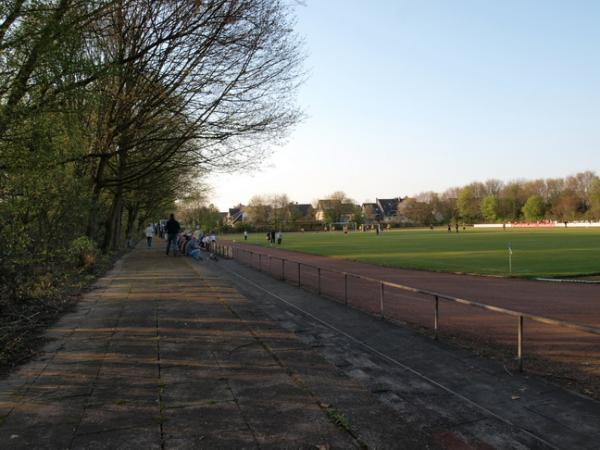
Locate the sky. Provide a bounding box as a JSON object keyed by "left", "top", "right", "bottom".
{"left": 207, "top": 0, "right": 600, "bottom": 210}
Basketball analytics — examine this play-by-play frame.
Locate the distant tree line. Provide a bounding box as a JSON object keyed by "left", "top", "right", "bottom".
{"left": 229, "top": 171, "right": 600, "bottom": 230}
{"left": 0, "top": 1, "right": 303, "bottom": 313}
{"left": 416, "top": 171, "right": 600, "bottom": 225}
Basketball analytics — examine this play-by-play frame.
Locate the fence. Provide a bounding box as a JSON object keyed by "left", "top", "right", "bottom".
{"left": 212, "top": 243, "right": 600, "bottom": 372}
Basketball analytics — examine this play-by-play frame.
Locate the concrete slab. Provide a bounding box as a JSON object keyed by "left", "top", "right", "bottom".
{"left": 214, "top": 256, "right": 600, "bottom": 450}
{"left": 1, "top": 243, "right": 434, "bottom": 448}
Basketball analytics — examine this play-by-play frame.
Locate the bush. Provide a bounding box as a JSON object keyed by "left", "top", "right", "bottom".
{"left": 69, "top": 236, "right": 99, "bottom": 270}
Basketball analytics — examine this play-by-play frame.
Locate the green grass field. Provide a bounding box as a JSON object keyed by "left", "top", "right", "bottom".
{"left": 227, "top": 228, "right": 600, "bottom": 278}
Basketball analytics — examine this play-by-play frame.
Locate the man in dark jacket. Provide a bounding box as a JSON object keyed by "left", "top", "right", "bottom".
{"left": 165, "top": 214, "right": 181, "bottom": 256}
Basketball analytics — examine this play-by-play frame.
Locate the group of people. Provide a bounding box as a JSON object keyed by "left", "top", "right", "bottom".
{"left": 447, "top": 223, "right": 466, "bottom": 233}
{"left": 144, "top": 214, "right": 217, "bottom": 260}
{"left": 172, "top": 231, "right": 217, "bottom": 260}
{"left": 266, "top": 230, "right": 283, "bottom": 245}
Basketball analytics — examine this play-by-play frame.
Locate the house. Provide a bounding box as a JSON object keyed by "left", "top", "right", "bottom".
{"left": 361, "top": 203, "right": 383, "bottom": 223}
{"left": 377, "top": 197, "right": 406, "bottom": 222}
{"left": 225, "top": 206, "right": 246, "bottom": 225}
{"left": 290, "top": 203, "right": 314, "bottom": 221}
{"left": 315, "top": 199, "right": 356, "bottom": 223}
{"left": 315, "top": 199, "right": 337, "bottom": 222}
{"left": 362, "top": 197, "right": 406, "bottom": 223}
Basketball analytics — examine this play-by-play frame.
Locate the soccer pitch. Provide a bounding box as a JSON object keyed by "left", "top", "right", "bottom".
{"left": 228, "top": 228, "right": 600, "bottom": 278}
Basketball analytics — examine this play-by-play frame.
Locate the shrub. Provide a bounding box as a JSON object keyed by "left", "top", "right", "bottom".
{"left": 69, "top": 237, "right": 99, "bottom": 270}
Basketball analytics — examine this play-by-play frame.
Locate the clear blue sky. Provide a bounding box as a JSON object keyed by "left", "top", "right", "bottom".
{"left": 208, "top": 0, "right": 600, "bottom": 210}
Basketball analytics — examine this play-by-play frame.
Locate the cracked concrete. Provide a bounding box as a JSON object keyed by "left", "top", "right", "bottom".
{"left": 2, "top": 241, "right": 599, "bottom": 449}
{"left": 214, "top": 256, "right": 600, "bottom": 450}
{"left": 0, "top": 243, "right": 432, "bottom": 449}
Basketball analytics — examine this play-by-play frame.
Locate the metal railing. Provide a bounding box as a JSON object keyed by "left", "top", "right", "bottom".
{"left": 214, "top": 243, "right": 600, "bottom": 372}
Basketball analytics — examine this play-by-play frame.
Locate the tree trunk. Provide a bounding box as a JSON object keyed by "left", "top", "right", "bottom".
{"left": 102, "top": 191, "right": 123, "bottom": 252}
{"left": 86, "top": 155, "right": 107, "bottom": 240}
{"left": 124, "top": 205, "right": 138, "bottom": 247}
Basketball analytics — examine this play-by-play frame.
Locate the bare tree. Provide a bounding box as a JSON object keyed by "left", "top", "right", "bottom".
{"left": 73, "top": 0, "right": 305, "bottom": 249}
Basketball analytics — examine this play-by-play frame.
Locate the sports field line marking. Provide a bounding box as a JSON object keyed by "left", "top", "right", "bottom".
{"left": 536, "top": 278, "right": 600, "bottom": 284}
{"left": 219, "top": 262, "right": 559, "bottom": 450}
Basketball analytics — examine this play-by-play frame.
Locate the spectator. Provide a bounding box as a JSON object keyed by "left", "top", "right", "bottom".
{"left": 145, "top": 223, "right": 154, "bottom": 248}
{"left": 208, "top": 231, "right": 218, "bottom": 260}
{"left": 276, "top": 231, "right": 282, "bottom": 245}
{"left": 165, "top": 214, "right": 181, "bottom": 256}
{"left": 187, "top": 236, "right": 203, "bottom": 261}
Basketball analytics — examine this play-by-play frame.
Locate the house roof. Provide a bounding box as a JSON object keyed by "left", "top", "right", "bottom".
{"left": 227, "top": 207, "right": 244, "bottom": 223}
{"left": 376, "top": 198, "right": 402, "bottom": 216}
{"left": 316, "top": 199, "right": 341, "bottom": 209}
{"left": 292, "top": 203, "right": 313, "bottom": 217}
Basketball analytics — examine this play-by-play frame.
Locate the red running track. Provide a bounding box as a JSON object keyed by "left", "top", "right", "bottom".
{"left": 223, "top": 241, "right": 600, "bottom": 378}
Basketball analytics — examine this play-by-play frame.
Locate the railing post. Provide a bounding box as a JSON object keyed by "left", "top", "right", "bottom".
{"left": 281, "top": 259, "right": 285, "bottom": 281}
{"left": 298, "top": 263, "right": 301, "bottom": 287}
{"left": 380, "top": 282, "right": 384, "bottom": 318}
{"left": 344, "top": 273, "right": 348, "bottom": 305}
{"left": 269, "top": 256, "right": 272, "bottom": 274}
{"left": 317, "top": 268, "right": 321, "bottom": 295}
{"left": 434, "top": 295, "right": 439, "bottom": 340}
{"left": 517, "top": 315, "right": 524, "bottom": 372}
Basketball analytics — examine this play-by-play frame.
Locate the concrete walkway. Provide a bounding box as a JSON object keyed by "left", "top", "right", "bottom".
{"left": 0, "top": 244, "right": 429, "bottom": 449}
{"left": 217, "top": 257, "right": 600, "bottom": 450}
{"left": 1, "top": 243, "right": 599, "bottom": 449}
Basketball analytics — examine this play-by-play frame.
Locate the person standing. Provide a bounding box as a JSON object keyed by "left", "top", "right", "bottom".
{"left": 244, "top": 230, "right": 248, "bottom": 241}
{"left": 276, "top": 230, "right": 282, "bottom": 245}
{"left": 165, "top": 214, "right": 181, "bottom": 256}
{"left": 145, "top": 223, "right": 154, "bottom": 248}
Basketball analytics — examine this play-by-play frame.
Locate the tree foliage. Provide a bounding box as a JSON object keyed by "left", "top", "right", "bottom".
{"left": 457, "top": 185, "right": 480, "bottom": 222}
{"left": 0, "top": 0, "right": 304, "bottom": 310}
{"left": 521, "top": 195, "right": 545, "bottom": 222}
{"left": 480, "top": 196, "right": 498, "bottom": 223}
